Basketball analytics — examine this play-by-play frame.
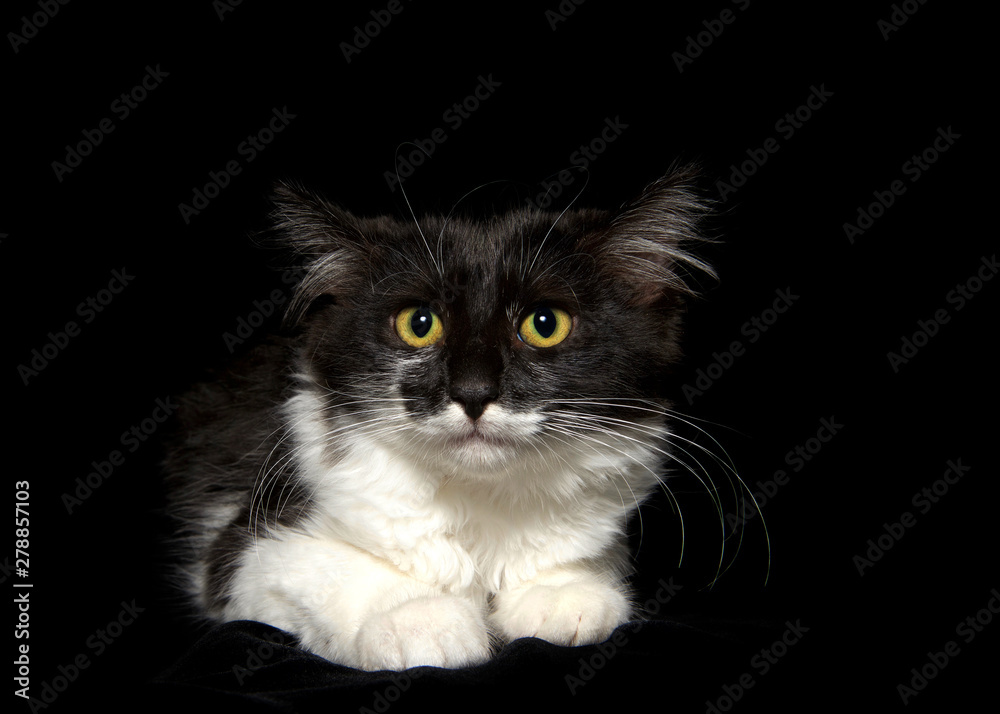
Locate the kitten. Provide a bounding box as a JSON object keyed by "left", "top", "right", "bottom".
{"left": 164, "top": 166, "right": 715, "bottom": 671}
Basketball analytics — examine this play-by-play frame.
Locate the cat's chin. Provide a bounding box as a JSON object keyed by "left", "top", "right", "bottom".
{"left": 439, "top": 431, "right": 520, "bottom": 472}
{"left": 447, "top": 430, "right": 511, "bottom": 449}
{"left": 407, "top": 404, "right": 542, "bottom": 474}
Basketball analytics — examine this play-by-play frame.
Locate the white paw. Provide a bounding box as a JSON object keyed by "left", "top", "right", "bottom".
{"left": 492, "top": 580, "right": 630, "bottom": 647}
{"left": 387, "top": 537, "right": 476, "bottom": 594}
{"left": 354, "top": 596, "right": 490, "bottom": 671}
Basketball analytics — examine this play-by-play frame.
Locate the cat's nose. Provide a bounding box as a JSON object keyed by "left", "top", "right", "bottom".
{"left": 450, "top": 381, "right": 499, "bottom": 420}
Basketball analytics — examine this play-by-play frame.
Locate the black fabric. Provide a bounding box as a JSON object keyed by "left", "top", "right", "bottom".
{"left": 146, "top": 617, "right": 773, "bottom": 713}
{"left": 8, "top": 2, "right": 993, "bottom": 713}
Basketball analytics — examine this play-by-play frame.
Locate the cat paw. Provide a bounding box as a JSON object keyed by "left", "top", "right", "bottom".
{"left": 354, "top": 596, "right": 490, "bottom": 671}
{"left": 492, "top": 580, "right": 630, "bottom": 647}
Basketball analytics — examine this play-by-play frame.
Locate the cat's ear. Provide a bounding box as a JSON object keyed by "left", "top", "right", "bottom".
{"left": 592, "top": 165, "right": 716, "bottom": 304}
{"left": 267, "top": 181, "right": 370, "bottom": 326}
{"left": 269, "top": 180, "right": 367, "bottom": 257}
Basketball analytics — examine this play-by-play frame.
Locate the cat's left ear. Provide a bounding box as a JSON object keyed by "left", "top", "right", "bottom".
{"left": 589, "top": 165, "right": 717, "bottom": 305}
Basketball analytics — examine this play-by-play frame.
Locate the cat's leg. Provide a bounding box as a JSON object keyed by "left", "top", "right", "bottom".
{"left": 489, "top": 564, "right": 632, "bottom": 647}
{"left": 221, "top": 530, "right": 491, "bottom": 670}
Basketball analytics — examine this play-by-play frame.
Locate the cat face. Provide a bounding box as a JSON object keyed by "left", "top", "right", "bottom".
{"left": 272, "top": 170, "right": 712, "bottom": 476}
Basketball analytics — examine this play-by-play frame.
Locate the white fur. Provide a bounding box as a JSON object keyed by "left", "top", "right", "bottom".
{"left": 219, "top": 379, "right": 663, "bottom": 670}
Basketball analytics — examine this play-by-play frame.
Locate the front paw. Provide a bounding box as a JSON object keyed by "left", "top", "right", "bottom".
{"left": 491, "top": 579, "right": 630, "bottom": 647}
{"left": 354, "top": 596, "right": 490, "bottom": 671}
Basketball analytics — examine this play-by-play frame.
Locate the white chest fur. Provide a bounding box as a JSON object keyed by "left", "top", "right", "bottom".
{"left": 221, "top": 385, "right": 659, "bottom": 669}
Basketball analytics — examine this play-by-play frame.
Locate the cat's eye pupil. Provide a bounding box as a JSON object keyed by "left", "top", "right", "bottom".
{"left": 533, "top": 308, "right": 556, "bottom": 338}
{"left": 410, "top": 308, "right": 433, "bottom": 338}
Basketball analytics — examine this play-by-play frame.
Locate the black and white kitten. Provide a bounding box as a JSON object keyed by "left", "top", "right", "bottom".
{"left": 165, "top": 166, "right": 715, "bottom": 671}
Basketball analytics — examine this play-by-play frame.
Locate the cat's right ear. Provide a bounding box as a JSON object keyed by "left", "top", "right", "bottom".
{"left": 267, "top": 181, "right": 369, "bottom": 326}
{"left": 268, "top": 181, "right": 365, "bottom": 257}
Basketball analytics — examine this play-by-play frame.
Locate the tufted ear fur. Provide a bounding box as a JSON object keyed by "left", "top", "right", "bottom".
{"left": 268, "top": 181, "right": 374, "bottom": 327}
{"left": 587, "top": 165, "right": 716, "bottom": 306}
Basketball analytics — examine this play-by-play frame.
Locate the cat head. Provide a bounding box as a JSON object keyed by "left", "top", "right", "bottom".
{"left": 269, "top": 168, "right": 715, "bottom": 477}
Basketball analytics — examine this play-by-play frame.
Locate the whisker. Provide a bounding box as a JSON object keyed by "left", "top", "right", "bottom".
{"left": 543, "top": 402, "right": 769, "bottom": 586}
{"left": 393, "top": 142, "right": 443, "bottom": 280}
{"left": 525, "top": 167, "right": 589, "bottom": 278}
{"left": 541, "top": 417, "right": 685, "bottom": 567}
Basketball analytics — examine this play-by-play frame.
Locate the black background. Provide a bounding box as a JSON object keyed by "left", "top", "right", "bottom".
{"left": 5, "top": 1, "right": 995, "bottom": 712}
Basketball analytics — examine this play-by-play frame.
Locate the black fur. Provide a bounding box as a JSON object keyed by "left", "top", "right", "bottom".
{"left": 164, "top": 165, "right": 713, "bottom": 615}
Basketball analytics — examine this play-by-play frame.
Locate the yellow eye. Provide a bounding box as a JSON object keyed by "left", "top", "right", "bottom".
{"left": 519, "top": 306, "right": 572, "bottom": 348}
{"left": 395, "top": 306, "right": 444, "bottom": 347}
